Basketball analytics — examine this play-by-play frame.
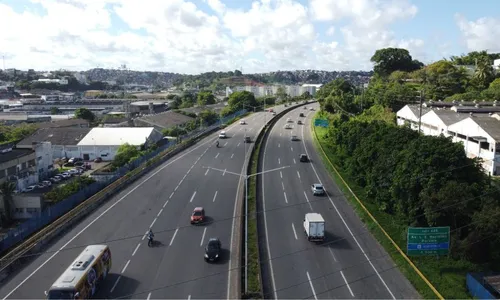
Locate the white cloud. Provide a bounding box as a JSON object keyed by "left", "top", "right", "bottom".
{"left": 455, "top": 14, "right": 500, "bottom": 53}
{"left": 0, "top": 0, "right": 430, "bottom": 73}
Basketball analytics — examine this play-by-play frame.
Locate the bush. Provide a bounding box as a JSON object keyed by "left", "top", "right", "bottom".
{"left": 44, "top": 175, "right": 95, "bottom": 203}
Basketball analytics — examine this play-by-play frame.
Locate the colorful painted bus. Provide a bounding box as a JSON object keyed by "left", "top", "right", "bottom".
{"left": 45, "top": 245, "right": 112, "bottom": 299}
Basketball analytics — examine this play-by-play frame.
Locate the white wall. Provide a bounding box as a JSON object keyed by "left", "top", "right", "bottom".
{"left": 34, "top": 142, "right": 54, "bottom": 178}
{"left": 0, "top": 194, "right": 43, "bottom": 220}
{"left": 420, "top": 111, "right": 448, "bottom": 137}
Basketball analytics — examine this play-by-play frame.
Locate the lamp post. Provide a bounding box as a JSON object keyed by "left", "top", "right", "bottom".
{"left": 203, "top": 164, "right": 290, "bottom": 293}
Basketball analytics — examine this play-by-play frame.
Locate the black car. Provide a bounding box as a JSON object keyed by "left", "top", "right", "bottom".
{"left": 300, "top": 154, "right": 308, "bottom": 162}
{"left": 204, "top": 238, "right": 221, "bottom": 262}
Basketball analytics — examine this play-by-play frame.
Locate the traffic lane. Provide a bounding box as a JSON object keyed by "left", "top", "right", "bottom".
{"left": 0, "top": 138, "right": 213, "bottom": 299}
{"left": 109, "top": 157, "right": 213, "bottom": 298}
{"left": 262, "top": 171, "right": 343, "bottom": 299}
{"left": 301, "top": 110, "right": 419, "bottom": 298}
{"left": 142, "top": 175, "right": 238, "bottom": 299}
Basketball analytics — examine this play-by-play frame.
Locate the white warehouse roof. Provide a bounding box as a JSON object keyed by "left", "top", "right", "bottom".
{"left": 77, "top": 127, "right": 155, "bottom": 146}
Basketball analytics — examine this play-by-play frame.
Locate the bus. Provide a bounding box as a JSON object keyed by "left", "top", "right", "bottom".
{"left": 45, "top": 245, "right": 112, "bottom": 299}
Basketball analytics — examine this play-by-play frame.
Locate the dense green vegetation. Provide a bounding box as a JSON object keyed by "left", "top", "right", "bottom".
{"left": 44, "top": 176, "right": 96, "bottom": 203}
{"left": 314, "top": 48, "right": 500, "bottom": 298}
{"left": 0, "top": 123, "right": 38, "bottom": 145}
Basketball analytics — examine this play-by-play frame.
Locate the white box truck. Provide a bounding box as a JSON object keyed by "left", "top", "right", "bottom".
{"left": 303, "top": 213, "right": 325, "bottom": 242}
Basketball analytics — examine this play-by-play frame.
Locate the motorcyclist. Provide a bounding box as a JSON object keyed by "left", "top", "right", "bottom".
{"left": 148, "top": 229, "right": 154, "bottom": 241}
{"left": 216, "top": 141, "right": 219, "bottom": 147}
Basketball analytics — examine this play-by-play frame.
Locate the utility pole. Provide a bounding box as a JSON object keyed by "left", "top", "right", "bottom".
{"left": 418, "top": 89, "right": 424, "bottom": 133}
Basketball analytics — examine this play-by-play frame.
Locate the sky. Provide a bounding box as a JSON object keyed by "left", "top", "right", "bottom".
{"left": 0, "top": 0, "right": 499, "bottom": 74}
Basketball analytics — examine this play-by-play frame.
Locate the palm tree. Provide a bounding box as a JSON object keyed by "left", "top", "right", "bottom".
{"left": 0, "top": 181, "right": 16, "bottom": 227}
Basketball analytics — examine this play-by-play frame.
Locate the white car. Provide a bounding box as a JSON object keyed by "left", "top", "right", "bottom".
{"left": 309, "top": 107, "right": 314, "bottom": 111}
{"left": 240, "top": 120, "right": 246, "bottom": 125}
{"left": 219, "top": 131, "right": 227, "bottom": 138}
{"left": 68, "top": 169, "right": 79, "bottom": 175}
{"left": 42, "top": 180, "right": 52, "bottom": 187}
{"left": 311, "top": 184, "right": 325, "bottom": 196}
{"left": 60, "top": 173, "right": 71, "bottom": 178}
{"left": 284, "top": 124, "right": 292, "bottom": 129}
{"left": 24, "top": 186, "right": 36, "bottom": 192}
{"left": 287, "top": 118, "right": 293, "bottom": 123}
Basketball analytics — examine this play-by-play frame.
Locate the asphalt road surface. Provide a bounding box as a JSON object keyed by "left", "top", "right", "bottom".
{"left": 0, "top": 104, "right": 292, "bottom": 300}
{"left": 259, "top": 104, "right": 421, "bottom": 299}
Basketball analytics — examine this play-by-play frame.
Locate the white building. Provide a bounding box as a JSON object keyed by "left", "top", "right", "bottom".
{"left": 37, "top": 78, "right": 68, "bottom": 85}
{"left": 396, "top": 104, "right": 432, "bottom": 131}
{"left": 77, "top": 127, "right": 163, "bottom": 161}
{"left": 32, "top": 142, "right": 54, "bottom": 179}
{"left": 227, "top": 84, "right": 322, "bottom": 98}
{"left": 419, "top": 110, "right": 469, "bottom": 137}
{"left": 0, "top": 147, "right": 39, "bottom": 193}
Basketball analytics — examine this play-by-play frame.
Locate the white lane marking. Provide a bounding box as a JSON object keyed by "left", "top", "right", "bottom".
{"left": 157, "top": 209, "right": 163, "bottom": 217}
{"left": 281, "top": 182, "right": 285, "bottom": 190}
{"left": 205, "top": 168, "right": 209, "bottom": 176}
{"left": 231, "top": 153, "right": 234, "bottom": 159}
{"left": 249, "top": 127, "right": 253, "bottom": 131}
{"left": 328, "top": 248, "right": 338, "bottom": 262}
{"left": 293, "top": 158, "right": 296, "bottom": 164}
{"left": 278, "top": 143, "right": 280, "bottom": 148}
{"left": 280, "top": 132, "right": 282, "bottom": 136}
{"left": 215, "top": 153, "right": 220, "bottom": 158}
{"left": 2, "top": 131, "right": 219, "bottom": 299}
{"left": 150, "top": 218, "right": 157, "bottom": 228}
{"left": 303, "top": 191, "right": 313, "bottom": 211}
{"left": 280, "top": 171, "right": 283, "bottom": 178}
{"left": 278, "top": 158, "right": 281, "bottom": 165}
{"left": 142, "top": 232, "right": 147, "bottom": 241}
{"left": 175, "top": 185, "right": 179, "bottom": 191}
{"left": 291, "top": 223, "right": 298, "bottom": 239}
{"left": 224, "top": 142, "right": 228, "bottom": 146}
{"left": 187, "top": 295, "right": 191, "bottom": 300}
{"left": 132, "top": 243, "right": 141, "bottom": 256}
{"left": 147, "top": 292, "right": 152, "bottom": 300}
{"left": 291, "top": 147, "right": 293, "bottom": 152}
{"left": 237, "top": 142, "right": 241, "bottom": 147}
{"left": 283, "top": 192, "right": 288, "bottom": 204}
{"left": 341, "top": 271, "right": 355, "bottom": 297}
{"left": 301, "top": 107, "right": 396, "bottom": 299}
{"left": 183, "top": 174, "right": 187, "bottom": 180}
{"left": 200, "top": 227, "right": 207, "bottom": 246}
{"left": 307, "top": 271, "right": 318, "bottom": 300}
{"left": 110, "top": 276, "right": 121, "bottom": 293}
{"left": 297, "top": 171, "right": 301, "bottom": 179}
{"left": 121, "top": 260, "right": 130, "bottom": 274}
{"left": 223, "top": 169, "right": 227, "bottom": 176}
{"left": 170, "top": 192, "right": 175, "bottom": 199}
{"left": 213, "top": 191, "right": 218, "bottom": 202}
{"left": 163, "top": 200, "right": 169, "bottom": 208}
{"left": 169, "top": 228, "right": 179, "bottom": 246}
{"left": 190, "top": 191, "right": 197, "bottom": 202}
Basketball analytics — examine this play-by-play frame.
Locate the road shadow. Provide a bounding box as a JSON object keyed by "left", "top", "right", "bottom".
{"left": 96, "top": 274, "right": 141, "bottom": 299}
{"left": 147, "top": 240, "right": 165, "bottom": 248}
{"left": 318, "top": 231, "right": 353, "bottom": 250}
{"left": 196, "top": 216, "right": 214, "bottom": 226}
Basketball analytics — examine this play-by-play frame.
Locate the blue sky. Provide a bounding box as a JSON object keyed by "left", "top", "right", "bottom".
{"left": 0, "top": 0, "right": 499, "bottom": 74}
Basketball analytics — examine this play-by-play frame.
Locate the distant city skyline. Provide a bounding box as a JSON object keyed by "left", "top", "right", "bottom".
{"left": 1, "top": 0, "right": 499, "bottom": 74}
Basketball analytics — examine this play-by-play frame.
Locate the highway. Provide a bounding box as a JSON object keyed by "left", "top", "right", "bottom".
{"left": 259, "top": 104, "right": 421, "bottom": 299}
{"left": 0, "top": 104, "right": 289, "bottom": 299}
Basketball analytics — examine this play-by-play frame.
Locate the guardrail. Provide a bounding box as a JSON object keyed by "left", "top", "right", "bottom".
{"left": 241, "top": 101, "right": 313, "bottom": 298}
{"left": 0, "top": 109, "right": 247, "bottom": 281}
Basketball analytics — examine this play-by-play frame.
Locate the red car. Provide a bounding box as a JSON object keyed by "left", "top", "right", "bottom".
{"left": 191, "top": 207, "right": 205, "bottom": 224}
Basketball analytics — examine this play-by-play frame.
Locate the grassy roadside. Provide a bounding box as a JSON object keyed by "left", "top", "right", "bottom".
{"left": 245, "top": 132, "right": 263, "bottom": 298}
{"left": 310, "top": 113, "right": 476, "bottom": 299}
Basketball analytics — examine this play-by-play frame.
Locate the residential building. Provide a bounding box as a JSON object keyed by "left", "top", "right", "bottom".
{"left": 77, "top": 127, "right": 163, "bottom": 161}
{"left": 32, "top": 142, "right": 54, "bottom": 179}
{"left": 17, "top": 127, "right": 92, "bottom": 159}
{"left": 37, "top": 118, "right": 90, "bottom": 129}
{"left": 36, "top": 78, "right": 68, "bottom": 85}
{"left": 419, "top": 110, "right": 469, "bottom": 137}
{"left": 0, "top": 145, "right": 38, "bottom": 192}
{"left": 134, "top": 110, "right": 194, "bottom": 131}
{"left": 396, "top": 104, "right": 432, "bottom": 131}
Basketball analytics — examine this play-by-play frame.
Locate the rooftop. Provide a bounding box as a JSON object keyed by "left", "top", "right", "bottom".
{"left": 431, "top": 110, "right": 470, "bottom": 126}
{"left": 77, "top": 127, "right": 156, "bottom": 146}
{"left": 37, "top": 118, "right": 89, "bottom": 128}
{"left": 408, "top": 104, "right": 432, "bottom": 117}
{"left": 17, "top": 127, "right": 92, "bottom": 147}
{"left": 137, "top": 111, "right": 194, "bottom": 129}
{"left": 469, "top": 115, "right": 500, "bottom": 142}
{"left": 0, "top": 148, "right": 34, "bottom": 164}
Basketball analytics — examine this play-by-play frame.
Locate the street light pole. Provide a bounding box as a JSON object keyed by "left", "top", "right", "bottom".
{"left": 202, "top": 165, "right": 290, "bottom": 294}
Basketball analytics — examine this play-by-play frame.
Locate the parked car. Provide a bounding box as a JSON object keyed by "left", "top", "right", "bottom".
{"left": 36, "top": 183, "right": 45, "bottom": 189}
{"left": 94, "top": 157, "right": 102, "bottom": 163}
{"left": 60, "top": 173, "right": 71, "bottom": 179}
{"left": 42, "top": 181, "right": 52, "bottom": 187}
{"left": 24, "top": 186, "right": 36, "bottom": 192}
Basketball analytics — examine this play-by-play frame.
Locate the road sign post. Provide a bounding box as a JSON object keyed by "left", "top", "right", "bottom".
{"left": 407, "top": 226, "right": 450, "bottom": 256}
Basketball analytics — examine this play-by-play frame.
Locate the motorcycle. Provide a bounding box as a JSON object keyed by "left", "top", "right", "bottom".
{"left": 148, "top": 235, "right": 154, "bottom": 247}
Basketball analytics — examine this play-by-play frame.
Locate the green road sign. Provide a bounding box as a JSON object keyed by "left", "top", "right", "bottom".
{"left": 407, "top": 226, "right": 450, "bottom": 256}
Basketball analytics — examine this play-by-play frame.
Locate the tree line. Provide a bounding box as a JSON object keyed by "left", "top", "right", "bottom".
{"left": 317, "top": 47, "right": 500, "bottom": 264}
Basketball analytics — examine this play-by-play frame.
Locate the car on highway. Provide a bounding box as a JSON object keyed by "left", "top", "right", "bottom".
{"left": 303, "top": 106, "right": 307, "bottom": 110}
{"left": 300, "top": 154, "right": 308, "bottom": 162}
{"left": 310, "top": 107, "right": 315, "bottom": 111}
{"left": 240, "top": 120, "right": 246, "bottom": 125}
{"left": 291, "top": 135, "right": 299, "bottom": 141}
{"left": 299, "top": 113, "right": 304, "bottom": 117}
{"left": 286, "top": 118, "right": 293, "bottom": 123}
{"left": 219, "top": 131, "right": 227, "bottom": 138}
{"left": 284, "top": 124, "right": 292, "bottom": 129}
{"left": 191, "top": 207, "right": 205, "bottom": 224}
{"left": 311, "top": 183, "right": 325, "bottom": 196}
{"left": 244, "top": 136, "right": 251, "bottom": 143}
{"left": 204, "top": 237, "right": 221, "bottom": 262}
{"left": 272, "top": 112, "right": 276, "bottom": 115}
{"left": 297, "top": 120, "right": 302, "bottom": 125}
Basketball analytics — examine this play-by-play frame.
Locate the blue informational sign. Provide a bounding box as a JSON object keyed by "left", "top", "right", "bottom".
{"left": 407, "top": 227, "right": 450, "bottom": 256}
{"left": 314, "top": 119, "right": 329, "bottom": 127}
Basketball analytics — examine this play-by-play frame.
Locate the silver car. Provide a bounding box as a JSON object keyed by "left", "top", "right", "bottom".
{"left": 311, "top": 183, "right": 325, "bottom": 196}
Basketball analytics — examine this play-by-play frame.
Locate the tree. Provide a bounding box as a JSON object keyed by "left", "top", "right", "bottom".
{"left": 423, "top": 60, "right": 468, "bottom": 99}
{"left": 301, "top": 91, "right": 312, "bottom": 99}
{"left": 227, "top": 91, "right": 258, "bottom": 110}
{"left": 180, "top": 92, "right": 196, "bottom": 108}
{"left": 275, "top": 86, "right": 288, "bottom": 101}
{"left": 50, "top": 107, "right": 62, "bottom": 114}
{"left": 370, "top": 48, "right": 423, "bottom": 77}
{"left": 112, "top": 143, "right": 140, "bottom": 168}
{"left": 198, "top": 110, "right": 219, "bottom": 125}
{"left": 0, "top": 181, "right": 16, "bottom": 227}
{"left": 197, "top": 91, "right": 216, "bottom": 106}
{"left": 74, "top": 108, "right": 96, "bottom": 122}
